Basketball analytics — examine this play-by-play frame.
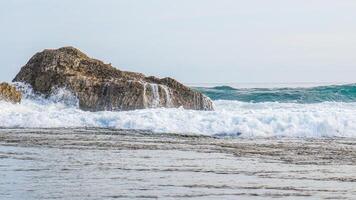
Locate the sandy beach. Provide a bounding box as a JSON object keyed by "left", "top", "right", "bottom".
{"left": 1, "top": 128, "right": 355, "bottom": 200}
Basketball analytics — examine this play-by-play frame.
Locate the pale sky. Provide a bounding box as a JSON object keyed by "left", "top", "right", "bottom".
{"left": 1, "top": 0, "right": 356, "bottom": 84}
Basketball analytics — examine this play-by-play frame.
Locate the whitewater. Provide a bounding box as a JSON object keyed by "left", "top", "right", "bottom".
{"left": 1, "top": 83, "right": 356, "bottom": 138}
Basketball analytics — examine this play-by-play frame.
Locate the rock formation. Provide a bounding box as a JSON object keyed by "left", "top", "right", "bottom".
{"left": 13, "top": 47, "right": 214, "bottom": 111}
{"left": 0, "top": 82, "right": 22, "bottom": 103}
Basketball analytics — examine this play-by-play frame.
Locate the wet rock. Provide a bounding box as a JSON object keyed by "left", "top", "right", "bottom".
{"left": 13, "top": 47, "right": 214, "bottom": 111}
{"left": 0, "top": 82, "right": 22, "bottom": 103}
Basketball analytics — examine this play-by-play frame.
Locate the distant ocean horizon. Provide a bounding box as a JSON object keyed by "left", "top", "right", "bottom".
{"left": 187, "top": 81, "right": 354, "bottom": 88}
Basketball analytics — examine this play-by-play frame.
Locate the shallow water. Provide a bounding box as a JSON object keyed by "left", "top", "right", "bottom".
{"left": 0, "top": 128, "right": 355, "bottom": 199}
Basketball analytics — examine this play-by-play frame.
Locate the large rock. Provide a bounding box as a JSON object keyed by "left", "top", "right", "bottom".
{"left": 13, "top": 47, "right": 214, "bottom": 111}
{"left": 0, "top": 82, "right": 22, "bottom": 103}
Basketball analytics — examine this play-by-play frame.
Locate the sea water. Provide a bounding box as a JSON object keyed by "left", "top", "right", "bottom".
{"left": 1, "top": 83, "right": 356, "bottom": 199}
{"left": 1, "top": 129, "right": 355, "bottom": 200}
{"left": 1, "top": 82, "right": 356, "bottom": 137}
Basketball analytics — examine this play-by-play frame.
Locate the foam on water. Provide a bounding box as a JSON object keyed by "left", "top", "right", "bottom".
{"left": 1, "top": 83, "right": 356, "bottom": 137}
{"left": 2, "top": 82, "right": 356, "bottom": 138}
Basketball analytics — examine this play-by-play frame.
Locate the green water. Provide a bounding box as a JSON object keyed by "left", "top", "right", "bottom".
{"left": 196, "top": 84, "right": 356, "bottom": 103}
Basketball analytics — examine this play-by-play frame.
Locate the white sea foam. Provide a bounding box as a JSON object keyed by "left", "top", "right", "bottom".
{"left": 2, "top": 86, "right": 356, "bottom": 138}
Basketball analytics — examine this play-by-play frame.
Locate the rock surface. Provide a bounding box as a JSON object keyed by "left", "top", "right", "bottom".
{"left": 13, "top": 47, "right": 214, "bottom": 111}
{"left": 0, "top": 82, "right": 22, "bottom": 103}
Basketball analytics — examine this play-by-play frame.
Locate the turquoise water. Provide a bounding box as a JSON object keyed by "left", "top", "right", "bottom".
{"left": 196, "top": 84, "right": 356, "bottom": 103}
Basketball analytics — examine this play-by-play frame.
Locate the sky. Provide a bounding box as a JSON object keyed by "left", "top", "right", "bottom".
{"left": 1, "top": 0, "right": 356, "bottom": 85}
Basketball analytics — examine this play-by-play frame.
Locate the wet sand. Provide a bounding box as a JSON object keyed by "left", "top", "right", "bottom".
{"left": 0, "top": 128, "right": 355, "bottom": 199}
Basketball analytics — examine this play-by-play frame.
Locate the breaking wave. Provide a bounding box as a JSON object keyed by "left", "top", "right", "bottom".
{"left": 1, "top": 83, "right": 356, "bottom": 138}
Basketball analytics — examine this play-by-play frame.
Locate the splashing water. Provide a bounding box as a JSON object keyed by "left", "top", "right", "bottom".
{"left": 2, "top": 83, "right": 356, "bottom": 138}
{"left": 142, "top": 82, "right": 148, "bottom": 107}
{"left": 142, "top": 83, "right": 172, "bottom": 108}
{"left": 14, "top": 82, "right": 79, "bottom": 106}
{"left": 161, "top": 85, "right": 172, "bottom": 107}
{"left": 150, "top": 83, "right": 160, "bottom": 108}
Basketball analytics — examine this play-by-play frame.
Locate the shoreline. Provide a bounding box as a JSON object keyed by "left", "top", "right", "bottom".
{"left": 1, "top": 128, "right": 355, "bottom": 199}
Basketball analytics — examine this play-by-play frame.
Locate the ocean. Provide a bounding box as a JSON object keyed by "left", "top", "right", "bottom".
{"left": 1, "top": 82, "right": 356, "bottom": 138}
{"left": 1, "top": 83, "right": 356, "bottom": 199}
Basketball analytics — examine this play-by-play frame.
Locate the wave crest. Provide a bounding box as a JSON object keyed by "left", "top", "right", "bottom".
{"left": 1, "top": 83, "right": 356, "bottom": 138}
{"left": 1, "top": 91, "right": 356, "bottom": 137}
{"left": 14, "top": 82, "right": 79, "bottom": 107}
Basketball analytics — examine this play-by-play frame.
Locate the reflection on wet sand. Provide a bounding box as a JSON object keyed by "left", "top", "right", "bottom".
{"left": 0, "top": 128, "right": 355, "bottom": 199}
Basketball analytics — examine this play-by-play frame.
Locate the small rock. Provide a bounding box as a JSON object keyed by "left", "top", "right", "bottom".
{"left": 0, "top": 82, "right": 22, "bottom": 103}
